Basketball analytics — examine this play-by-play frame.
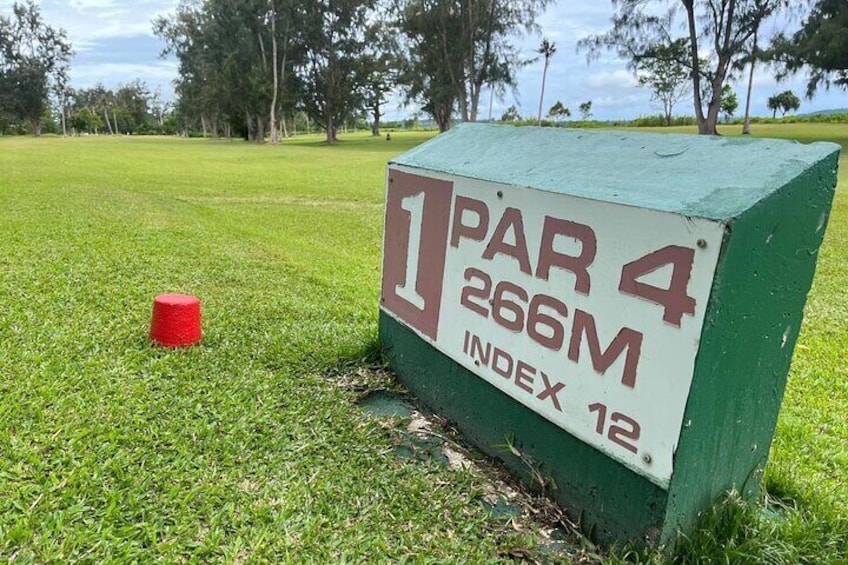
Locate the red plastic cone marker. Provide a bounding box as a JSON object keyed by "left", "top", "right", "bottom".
{"left": 150, "top": 293, "right": 202, "bottom": 347}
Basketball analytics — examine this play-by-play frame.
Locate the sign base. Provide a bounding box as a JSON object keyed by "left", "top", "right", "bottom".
{"left": 380, "top": 309, "right": 668, "bottom": 545}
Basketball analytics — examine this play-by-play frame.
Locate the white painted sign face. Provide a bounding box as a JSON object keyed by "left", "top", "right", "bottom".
{"left": 381, "top": 166, "right": 724, "bottom": 487}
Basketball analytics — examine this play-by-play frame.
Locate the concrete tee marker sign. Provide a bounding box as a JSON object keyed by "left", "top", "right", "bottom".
{"left": 379, "top": 123, "right": 840, "bottom": 544}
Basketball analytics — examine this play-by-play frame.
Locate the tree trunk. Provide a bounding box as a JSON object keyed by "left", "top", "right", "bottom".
{"left": 537, "top": 59, "right": 549, "bottom": 125}
{"left": 61, "top": 107, "right": 67, "bottom": 137}
{"left": 201, "top": 115, "right": 208, "bottom": 138}
{"left": 683, "top": 0, "right": 709, "bottom": 133}
{"left": 113, "top": 110, "right": 119, "bottom": 134}
{"left": 742, "top": 32, "right": 757, "bottom": 135}
{"left": 488, "top": 86, "right": 494, "bottom": 122}
{"left": 211, "top": 115, "right": 219, "bottom": 140}
{"left": 458, "top": 88, "right": 469, "bottom": 122}
{"left": 436, "top": 99, "right": 453, "bottom": 132}
{"left": 244, "top": 111, "right": 252, "bottom": 140}
{"left": 326, "top": 118, "right": 335, "bottom": 144}
{"left": 104, "top": 109, "right": 114, "bottom": 135}
{"left": 255, "top": 115, "right": 265, "bottom": 143}
{"left": 371, "top": 104, "right": 381, "bottom": 136}
{"left": 270, "top": 0, "right": 279, "bottom": 145}
{"left": 704, "top": 84, "right": 722, "bottom": 135}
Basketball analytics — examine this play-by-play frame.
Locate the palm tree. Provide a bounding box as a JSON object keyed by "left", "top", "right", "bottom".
{"left": 536, "top": 38, "right": 556, "bottom": 125}
{"left": 742, "top": 31, "right": 757, "bottom": 135}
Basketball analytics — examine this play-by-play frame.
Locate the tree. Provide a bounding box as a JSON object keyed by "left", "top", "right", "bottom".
{"left": 770, "top": 0, "right": 847, "bottom": 97}
{"left": 766, "top": 95, "right": 779, "bottom": 118}
{"left": 0, "top": 1, "right": 72, "bottom": 135}
{"left": 154, "top": 2, "right": 230, "bottom": 139}
{"left": 297, "top": 0, "right": 375, "bottom": 144}
{"left": 69, "top": 107, "right": 102, "bottom": 135}
{"left": 536, "top": 38, "right": 555, "bottom": 125}
{"left": 578, "top": 100, "right": 592, "bottom": 120}
{"left": 635, "top": 40, "right": 691, "bottom": 126}
{"left": 581, "top": 0, "right": 787, "bottom": 135}
{"left": 456, "top": 0, "right": 551, "bottom": 123}
{"left": 67, "top": 83, "right": 158, "bottom": 135}
{"left": 56, "top": 84, "right": 74, "bottom": 136}
{"left": 500, "top": 104, "right": 520, "bottom": 122}
{"left": 394, "top": 0, "right": 463, "bottom": 132}
{"left": 361, "top": 18, "right": 401, "bottom": 137}
{"left": 547, "top": 100, "right": 570, "bottom": 121}
{"left": 155, "top": 0, "right": 296, "bottom": 143}
{"left": 395, "top": 0, "right": 550, "bottom": 129}
{"left": 267, "top": 0, "right": 302, "bottom": 143}
{"left": 114, "top": 80, "right": 152, "bottom": 133}
{"left": 720, "top": 84, "right": 738, "bottom": 122}
{"left": 766, "top": 90, "right": 800, "bottom": 118}
{"left": 150, "top": 88, "right": 168, "bottom": 127}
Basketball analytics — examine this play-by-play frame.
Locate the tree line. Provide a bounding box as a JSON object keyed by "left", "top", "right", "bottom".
{"left": 1, "top": 0, "right": 845, "bottom": 139}
{"left": 580, "top": 0, "right": 847, "bottom": 135}
{"left": 151, "top": 0, "right": 552, "bottom": 144}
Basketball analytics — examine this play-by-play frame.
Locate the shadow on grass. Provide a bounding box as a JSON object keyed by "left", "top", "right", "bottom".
{"left": 281, "top": 131, "right": 438, "bottom": 153}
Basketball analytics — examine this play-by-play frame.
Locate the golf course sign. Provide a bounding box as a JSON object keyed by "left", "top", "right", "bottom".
{"left": 379, "top": 123, "right": 840, "bottom": 544}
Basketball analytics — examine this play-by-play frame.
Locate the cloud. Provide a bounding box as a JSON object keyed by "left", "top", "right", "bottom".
{"left": 35, "top": 0, "right": 175, "bottom": 48}
{"left": 73, "top": 61, "right": 177, "bottom": 83}
{"left": 584, "top": 70, "right": 638, "bottom": 90}
{"left": 592, "top": 94, "right": 645, "bottom": 110}
{"left": 68, "top": 0, "right": 121, "bottom": 10}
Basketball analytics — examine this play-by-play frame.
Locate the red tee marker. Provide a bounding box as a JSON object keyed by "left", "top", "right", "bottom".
{"left": 150, "top": 293, "right": 202, "bottom": 347}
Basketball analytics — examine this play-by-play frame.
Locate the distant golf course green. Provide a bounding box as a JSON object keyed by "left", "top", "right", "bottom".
{"left": 0, "top": 123, "right": 845, "bottom": 562}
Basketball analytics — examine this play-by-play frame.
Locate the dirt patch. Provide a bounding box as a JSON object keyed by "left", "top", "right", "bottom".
{"left": 341, "top": 367, "right": 607, "bottom": 563}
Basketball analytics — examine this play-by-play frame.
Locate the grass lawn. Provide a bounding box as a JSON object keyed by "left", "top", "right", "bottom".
{"left": 0, "top": 123, "right": 846, "bottom": 562}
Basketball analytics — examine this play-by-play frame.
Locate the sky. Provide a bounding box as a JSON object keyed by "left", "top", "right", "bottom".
{"left": 2, "top": 0, "right": 846, "bottom": 122}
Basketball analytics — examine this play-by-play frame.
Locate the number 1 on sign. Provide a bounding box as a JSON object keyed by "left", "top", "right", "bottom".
{"left": 396, "top": 191, "right": 426, "bottom": 310}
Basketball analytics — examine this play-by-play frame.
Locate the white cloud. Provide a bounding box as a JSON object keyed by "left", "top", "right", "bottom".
{"left": 592, "top": 94, "right": 645, "bottom": 110}
{"left": 38, "top": 0, "right": 176, "bottom": 46}
{"left": 585, "top": 70, "right": 637, "bottom": 90}
{"left": 68, "top": 0, "right": 121, "bottom": 10}
{"left": 71, "top": 60, "right": 176, "bottom": 86}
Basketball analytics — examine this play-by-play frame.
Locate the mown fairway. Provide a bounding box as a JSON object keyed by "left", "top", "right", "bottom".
{"left": 0, "top": 124, "right": 846, "bottom": 562}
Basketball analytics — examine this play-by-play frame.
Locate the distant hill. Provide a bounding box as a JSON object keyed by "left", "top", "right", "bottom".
{"left": 803, "top": 108, "right": 848, "bottom": 116}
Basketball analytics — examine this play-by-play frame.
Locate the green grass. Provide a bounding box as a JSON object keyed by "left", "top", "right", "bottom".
{"left": 0, "top": 123, "right": 846, "bottom": 562}
{"left": 0, "top": 132, "right": 539, "bottom": 562}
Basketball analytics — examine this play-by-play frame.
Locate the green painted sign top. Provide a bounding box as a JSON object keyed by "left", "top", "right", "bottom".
{"left": 391, "top": 123, "right": 840, "bottom": 221}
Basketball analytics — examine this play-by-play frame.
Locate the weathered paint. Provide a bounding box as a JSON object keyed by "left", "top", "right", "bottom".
{"left": 661, "top": 150, "right": 840, "bottom": 540}
{"left": 392, "top": 123, "right": 838, "bottom": 220}
{"left": 379, "top": 123, "right": 840, "bottom": 545}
